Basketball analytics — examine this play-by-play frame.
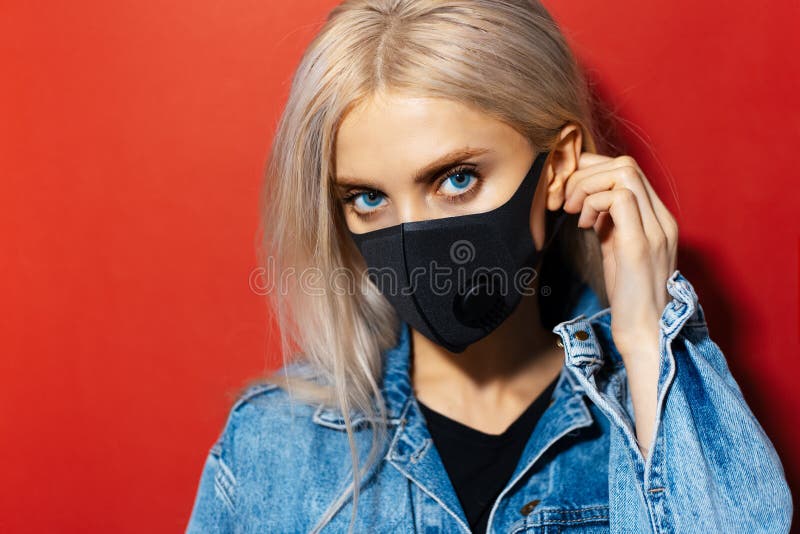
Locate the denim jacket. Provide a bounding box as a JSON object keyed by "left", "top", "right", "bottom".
{"left": 186, "top": 270, "right": 792, "bottom": 533}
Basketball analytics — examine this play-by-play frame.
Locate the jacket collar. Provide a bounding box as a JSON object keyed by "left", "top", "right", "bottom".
{"left": 311, "top": 324, "right": 411, "bottom": 429}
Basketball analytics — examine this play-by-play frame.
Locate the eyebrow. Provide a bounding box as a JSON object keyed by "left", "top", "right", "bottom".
{"left": 334, "top": 147, "right": 492, "bottom": 190}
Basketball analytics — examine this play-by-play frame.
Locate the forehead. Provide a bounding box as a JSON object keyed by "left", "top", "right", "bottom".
{"left": 334, "top": 92, "right": 520, "bottom": 179}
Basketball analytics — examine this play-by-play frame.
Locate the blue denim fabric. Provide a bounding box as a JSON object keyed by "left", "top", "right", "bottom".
{"left": 186, "top": 270, "right": 793, "bottom": 533}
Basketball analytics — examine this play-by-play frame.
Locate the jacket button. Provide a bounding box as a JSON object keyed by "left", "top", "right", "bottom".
{"left": 574, "top": 330, "right": 589, "bottom": 341}
{"left": 520, "top": 499, "right": 540, "bottom": 515}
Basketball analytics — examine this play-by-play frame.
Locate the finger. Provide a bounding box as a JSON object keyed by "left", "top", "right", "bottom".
{"left": 570, "top": 154, "right": 677, "bottom": 265}
{"left": 605, "top": 157, "right": 679, "bottom": 272}
{"left": 568, "top": 155, "right": 640, "bottom": 198}
{"left": 578, "top": 188, "right": 649, "bottom": 257}
{"left": 577, "top": 151, "right": 615, "bottom": 169}
{"left": 565, "top": 164, "right": 667, "bottom": 256}
{"left": 635, "top": 170, "right": 679, "bottom": 263}
{"left": 575, "top": 153, "right": 678, "bottom": 305}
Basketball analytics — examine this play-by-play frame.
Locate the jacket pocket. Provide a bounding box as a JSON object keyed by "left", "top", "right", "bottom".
{"left": 514, "top": 504, "right": 609, "bottom": 533}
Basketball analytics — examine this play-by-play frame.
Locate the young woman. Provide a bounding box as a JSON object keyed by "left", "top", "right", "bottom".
{"left": 187, "top": 1, "right": 792, "bottom": 532}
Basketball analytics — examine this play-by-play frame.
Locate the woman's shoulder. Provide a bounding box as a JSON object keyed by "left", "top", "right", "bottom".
{"left": 190, "top": 363, "right": 364, "bottom": 532}
{"left": 211, "top": 361, "right": 324, "bottom": 458}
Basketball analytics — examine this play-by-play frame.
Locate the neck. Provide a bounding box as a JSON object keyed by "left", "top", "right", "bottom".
{"left": 410, "top": 269, "right": 564, "bottom": 401}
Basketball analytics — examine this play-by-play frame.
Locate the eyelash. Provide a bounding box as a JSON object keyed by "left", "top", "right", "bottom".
{"left": 341, "top": 164, "right": 484, "bottom": 221}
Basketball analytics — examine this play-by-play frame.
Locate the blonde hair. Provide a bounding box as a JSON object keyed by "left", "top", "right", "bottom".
{"left": 251, "top": 1, "right": 609, "bottom": 531}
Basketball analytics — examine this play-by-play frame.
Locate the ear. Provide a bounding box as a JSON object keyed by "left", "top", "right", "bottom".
{"left": 545, "top": 123, "right": 582, "bottom": 211}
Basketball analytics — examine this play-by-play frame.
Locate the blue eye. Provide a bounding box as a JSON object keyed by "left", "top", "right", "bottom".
{"left": 353, "top": 190, "right": 385, "bottom": 211}
{"left": 439, "top": 169, "right": 478, "bottom": 196}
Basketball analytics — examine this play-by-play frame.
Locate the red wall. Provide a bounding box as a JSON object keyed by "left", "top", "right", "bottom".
{"left": 1, "top": 1, "right": 797, "bottom": 531}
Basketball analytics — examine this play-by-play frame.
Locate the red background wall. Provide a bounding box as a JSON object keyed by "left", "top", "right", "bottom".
{"left": 1, "top": 1, "right": 797, "bottom": 531}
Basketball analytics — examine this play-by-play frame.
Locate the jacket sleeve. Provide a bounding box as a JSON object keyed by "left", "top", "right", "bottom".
{"left": 185, "top": 434, "right": 236, "bottom": 533}
{"left": 581, "top": 270, "right": 792, "bottom": 533}
{"left": 186, "top": 422, "right": 236, "bottom": 534}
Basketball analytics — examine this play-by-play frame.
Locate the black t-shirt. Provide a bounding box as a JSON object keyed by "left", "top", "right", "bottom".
{"left": 416, "top": 376, "right": 559, "bottom": 534}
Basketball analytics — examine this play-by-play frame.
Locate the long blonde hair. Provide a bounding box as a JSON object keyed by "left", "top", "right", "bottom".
{"left": 251, "top": 1, "right": 609, "bottom": 531}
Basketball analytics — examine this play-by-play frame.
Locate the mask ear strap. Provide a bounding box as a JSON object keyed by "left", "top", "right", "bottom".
{"left": 534, "top": 149, "right": 570, "bottom": 253}
{"left": 520, "top": 204, "right": 570, "bottom": 271}
{"left": 541, "top": 205, "right": 570, "bottom": 252}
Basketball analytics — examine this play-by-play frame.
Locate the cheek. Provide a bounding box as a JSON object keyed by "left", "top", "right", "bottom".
{"left": 337, "top": 202, "right": 360, "bottom": 233}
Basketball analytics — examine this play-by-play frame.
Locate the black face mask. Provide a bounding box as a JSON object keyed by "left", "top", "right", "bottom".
{"left": 348, "top": 150, "right": 569, "bottom": 353}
